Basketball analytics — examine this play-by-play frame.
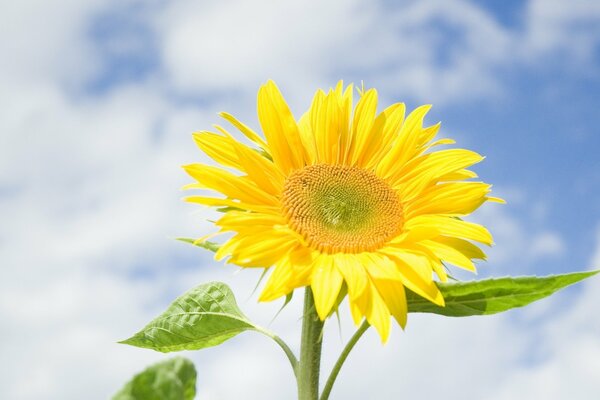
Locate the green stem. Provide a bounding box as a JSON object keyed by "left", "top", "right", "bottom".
{"left": 320, "top": 320, "right": 370, "bottom": 400}
{"left": 255, "top": 327, "right": 299, "bottom": 377}
{"left": 297, "top": 288, "right": 324, "bottom": 400}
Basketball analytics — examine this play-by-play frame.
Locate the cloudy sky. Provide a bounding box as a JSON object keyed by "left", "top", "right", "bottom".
{"left": 1, "top": 0, "right": 600, "bottom": 399}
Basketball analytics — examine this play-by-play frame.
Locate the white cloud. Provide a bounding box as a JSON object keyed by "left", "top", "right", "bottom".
{"left": 153, "top": 0, "right": 600, "bottom": 105}
{"left": 529, "top": 231, "right": 565, "bottom": 259}
{"left": 0, "top": 0, "right": 107, "bottom": 87}
{"left": 485, "top": 225, "right": 600, "bottom": 400}
{"left": 154, "top": 0, "right": 512, "bottom": 104}
{"left": 524, "top": 0, "right": 600, "bottom": 67}
{"left": 468, "top": 194, "right": 566, "bottom": 276}
{"left": 157, "top": 0, "right": 369, "bottom": 95}
{"left": 592, "top": 225, "right": 600, "bottom": 267}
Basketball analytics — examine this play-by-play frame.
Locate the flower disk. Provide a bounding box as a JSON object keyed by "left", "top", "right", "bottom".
{"left": 184, "top": 80, "right": 503, "bottom": 342}
{"left": 282, "top": 164, "right": 403, "bottom": 254}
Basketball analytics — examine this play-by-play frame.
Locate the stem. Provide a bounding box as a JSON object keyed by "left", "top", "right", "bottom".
{"left": 297, "top": 288, "right": 324, "bottom": 400}
{"left": 320, "top": 320, "right": 370, "bottom": 400}
{"left": 255, "top": 327, "right": 299, "bottom": 377}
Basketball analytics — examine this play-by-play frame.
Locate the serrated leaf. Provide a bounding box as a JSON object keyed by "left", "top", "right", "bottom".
{"left": 112, "top": 357, "right": 196, "bottom": 400}
{"left": 176, "top": 237, "right": 220, "bottom": 253}
{"left": 407, "top": 270, "right": 598, "bottom": 317}
{"left": 120, "top": 282, "right": 258, "bottom": 352}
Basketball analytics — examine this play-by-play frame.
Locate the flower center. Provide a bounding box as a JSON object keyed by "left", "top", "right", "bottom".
{"left": 281, "top": 164, "right": 403, "bottom": 253}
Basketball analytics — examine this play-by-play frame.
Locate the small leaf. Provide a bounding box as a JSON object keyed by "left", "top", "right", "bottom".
{"left": 270, "top": 291, "right": 294, "bottom": 324}
{"left": 407, "top": 270, "right": 598, "bottom": 317}
{"left": 112, "top": 357, "right": 196, "bottom": 400}
{"left": 283, "top": 291, "right": 294, "bottom": 308}
{"left": 250, "top": 268, "right": 270, "bottom": 298}
{"left": 176, "top": 237, "right": 220, "bottom": 253}
{"left": 216, "top": 206, "right": 245, "bottom": 213}
{"left": 120, "top": 282, "right": 258, "bottom": 352}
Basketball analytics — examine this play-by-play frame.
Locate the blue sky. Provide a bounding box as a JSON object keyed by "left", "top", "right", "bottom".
{"left": 1, "top": 0, "right": 600, "bottom": 399}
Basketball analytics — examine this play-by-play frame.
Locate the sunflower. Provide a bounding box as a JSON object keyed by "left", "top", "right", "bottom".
{"left": 183, "top": 81, "right": 502, "bottom": 341}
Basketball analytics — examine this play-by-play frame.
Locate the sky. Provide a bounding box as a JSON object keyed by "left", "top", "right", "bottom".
{"left": 1, "top": 0, "right": 599, "bottom": 399}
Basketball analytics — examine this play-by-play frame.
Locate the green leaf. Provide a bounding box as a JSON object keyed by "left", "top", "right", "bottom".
{"left": 176, "top": 237, "right": 220, "bottom": 253}
{"left": 407, "top": 270, "right": 599, "bottom": 317}
{"left": 120, "top": 282, "right": 258, "bottom": 352}
{"left": 112, "top": 357, "right": 196, "bottom": 400}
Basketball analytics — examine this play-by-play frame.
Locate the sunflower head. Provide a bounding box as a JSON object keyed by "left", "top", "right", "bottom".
{"left": 282, "top": 164, "right": 404, "bottom": 253}
{"left": 184, "top": 80, "right": 503, "bottom": 342}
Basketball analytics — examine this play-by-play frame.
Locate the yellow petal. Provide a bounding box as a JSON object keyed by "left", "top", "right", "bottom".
{"left": 224, "top": 232, "right": 298, "bottom": 268}
{"left": 316, "top": 89, "right": 342, "bottom": 163}
{"left": 487, "top": 196, "right": 506, "bottom": 204}
{"left": 364, "top": 281, "right": 391, "bottom": 343}
{"left": 231, "top": 139, "right": 285, "bottom": 196}
{"left": 182, "top": 163, "right": 279, "bottom": 206}
{"left": 297, "top": 112, "right": 317, "bottom": 164}
{"left": 376, "top": 104, "right": 432, "bottom": 178}
{"left": 348, "top": 89, "right": 378, "bottom": 166}
{"left": 367, "top": 103, "right": 406, "bottom": 169}
{"left": 372, "top": 279, "right": 407, "bottom": 329}
{"left": 216, "top": 211, "right": 285, "bottom": 231}
{"left": 339, "top": 83, "right": 354, "bottom": 163}
{"left": 288, "top": 247, "right": 315, "bottom": 288}
{"left": 355, "top": 109, "right": 386, "bottom": 168}
{"left": 348, "top": 283, "right": 370, "bottom": 326}
{"left": 192, "top": 131, "right": 242, "bottom": 170}
{"left": 335, "top": 254, "right": 368, "bottom": 300}
{"left": 405, "top": 215, "right": 493, "bottom": 245}
{"left": 392, "top": 149, "right": 484, "bottom": 198}
{"left": 420, "top": 239, "right": 477, "bottom": 272}
{"left": 307, "top": 89, "right": 326, "bottom": 162}
{"left": 259, "top": 259, "right": 293, "bottom": 302}
{"left": 378, "top": 248, "right": 445, "bottom": 306}
{"left": 361, "top": 253, "right": 402, "bottom": 281}
{"left": 219, "top": 111, "right": 269, "bottom": 151}
{"left": 257, "top": 81, "right": 306, "bottom": 173}
{"left": 438, "top": 169, "right": 478, "bottom": 181}
{"left": 310, "top": 254, "right": 344, "bottom": 320}
{"left": 406, "top": 182, "right": 492, "bottom": 218}
{"left": 417, "top": 121, "right": 441, "bottom": 148}
{"left": 184, "top": 195, "right": 278, "bottom": 214}
{"left": 435, "top": 237, "right": 487, "bottom": 260}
